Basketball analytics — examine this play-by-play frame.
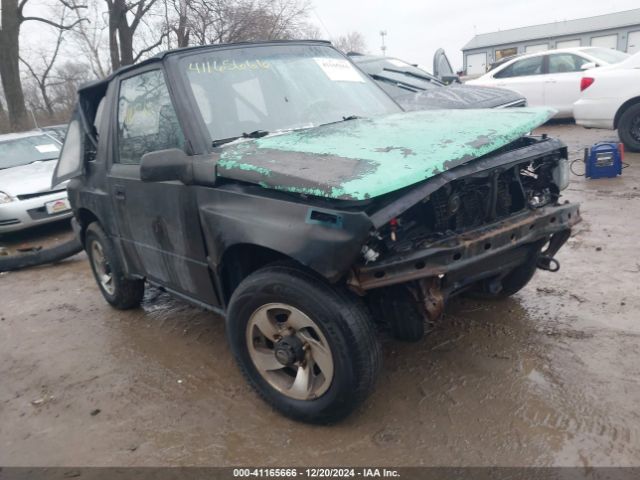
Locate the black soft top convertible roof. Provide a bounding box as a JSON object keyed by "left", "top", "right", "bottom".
{"left": 77, "top": 39, "right": 332, "bottom": 94}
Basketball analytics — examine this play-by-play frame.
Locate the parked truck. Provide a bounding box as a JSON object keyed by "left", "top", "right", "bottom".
{"left": 53, "top": 40, "right": 579, "bottom": 423}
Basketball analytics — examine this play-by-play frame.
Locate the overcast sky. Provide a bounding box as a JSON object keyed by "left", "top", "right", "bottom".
{"left": 17, "top": 0, "right": 640, "bottom": 72}
{"left": 313, "top": 0, "right": 640, "bottom": 70}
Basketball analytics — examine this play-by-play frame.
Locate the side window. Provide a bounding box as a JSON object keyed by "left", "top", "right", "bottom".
{"left": 548, "top": 53, "right": 589, "bottom": 73}
{"left": 494, "top": 56, "right": 544, "bottom": 79}
{"left": 53, "top": 116, "right": 82, "bottom": 182}
{"left": 117, "top": 70, "right": 184, "bottom": 165}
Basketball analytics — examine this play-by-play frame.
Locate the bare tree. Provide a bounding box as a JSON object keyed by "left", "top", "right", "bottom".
{"left": 50, "top": 61, "right": 92, "bottom": 116}
{"left": 299, "top": 22, "right": 322, "bottom": 40}
{"left": 0, "top": 0, "right": 86, "bottom": 131}
{"left": 71, "top": 0, "right": 110, "bottom": 78}
{"left": 0, "top": 88, "right": 8, "bottom": 132}
{"left": 106, "top": 0, "right": 169, "bottom": 70}
{"left": 164, "top": 0, "right": 190, "bottom": 48}
{"left": 332, "top": 31, "right": 367, "bottom": 54}
{"left": 179, "top": 0, "right": 311, "bottom": 47}
{"left": 19, "top": 9, "right": 69, "bottom": 118}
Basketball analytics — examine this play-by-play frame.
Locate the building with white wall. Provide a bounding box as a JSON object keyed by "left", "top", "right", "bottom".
{"left": 462, "top": 9, "right": 640, "bottom": 75}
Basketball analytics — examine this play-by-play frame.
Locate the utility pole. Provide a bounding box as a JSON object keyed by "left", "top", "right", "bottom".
{"left": 380, "top": 30, "right": 387, "bottom": 55}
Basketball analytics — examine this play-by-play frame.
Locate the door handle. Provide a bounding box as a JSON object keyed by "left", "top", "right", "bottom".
{"left": 113, "top": 185, "right": 126, "bottom": 201}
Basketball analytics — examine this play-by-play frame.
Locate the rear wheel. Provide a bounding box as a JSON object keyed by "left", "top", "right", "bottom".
{"left": 618, "top": 103, "right": 640, "bottom": 152}
{"left": 85, "top": 222, "right": 144, "bottom": 309}
{"left": 226, "top": 264, "right": 381, "bottom": 423}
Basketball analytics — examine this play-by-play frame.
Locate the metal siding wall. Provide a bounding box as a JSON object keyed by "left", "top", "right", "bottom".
{"left": 462, "top": 24, "right": 640, "bottom": 67}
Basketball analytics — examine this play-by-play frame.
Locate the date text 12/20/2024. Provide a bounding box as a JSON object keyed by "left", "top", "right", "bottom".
{"left": 233, "top": 469, "right": 401, "bottom": 478}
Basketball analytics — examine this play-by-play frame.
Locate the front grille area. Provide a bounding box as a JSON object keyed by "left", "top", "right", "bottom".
{"left": 429, "top": 172, "right": 523, "bottom": 232}
{"left": 17, "top": 189, "right": 66, "bottom": 201}
{"left": 0, "top": 218, "right": 20, "bottom": 226}
{"left": 370, "top": 147, "right": 563, "bottom": 257}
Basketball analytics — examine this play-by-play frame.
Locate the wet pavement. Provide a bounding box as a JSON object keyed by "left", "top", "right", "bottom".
{"left": 1, "top": 124, "right": 639, "bottom": 467}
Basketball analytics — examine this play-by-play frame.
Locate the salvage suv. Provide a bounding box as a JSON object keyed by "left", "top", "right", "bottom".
{"left": 53, "top": 40, "right": 579, "bottom": 423}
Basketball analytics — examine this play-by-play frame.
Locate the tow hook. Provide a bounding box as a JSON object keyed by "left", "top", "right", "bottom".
{"left": 537, "top": 255, "right": 560, "bottom": 272}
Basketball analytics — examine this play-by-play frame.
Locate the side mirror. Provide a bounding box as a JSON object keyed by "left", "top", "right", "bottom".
{"left": 140, "top": 148, "right": 193, "bottom": 183}
{"left": 581, "top": 62, "right": 597, "bottom": 70}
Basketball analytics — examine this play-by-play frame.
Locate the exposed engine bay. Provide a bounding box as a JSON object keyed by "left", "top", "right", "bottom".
{"left": 363, "top": 137, "right": 570, "bottom": 262}
{"left": 351, "top": 136, "right": 578, "bottom": 341}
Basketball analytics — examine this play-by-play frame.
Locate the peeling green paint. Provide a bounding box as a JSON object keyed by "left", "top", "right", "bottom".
{"left": 217, "top": 107, "right": 555, "bottom": 200}
{"left": 216, "top": 157, "right": 272, "bottom": 176}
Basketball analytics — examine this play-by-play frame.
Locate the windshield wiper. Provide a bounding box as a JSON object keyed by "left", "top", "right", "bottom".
{"left": 212, "top": 130, "right": 269, "bottom": 148}
{"left": 243, "top": 130, "right": 269, "bottom": 139}
{"left": 212, "top": 136, "right": 239, "bottom": 147}
{"left": 318, "top": 115, "right": 361, "bottom": 127}
{"left": 370, "top": 74, "right": 423, "bottom": 93}
{"left": 382, "top": 67, "right": 444, "bottom": 85}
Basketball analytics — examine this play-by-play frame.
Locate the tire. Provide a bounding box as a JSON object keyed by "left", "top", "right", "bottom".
{"left": 226, "top": 264, "right": 381, "bottom": 423}
{"left": 470, "top": 254, "right": 538, "bottom": 300}
{"left": 85, "top": 222, "right": 144, "bottom": 309}
{"left": 0, "top": 237, "right": 82, "bottom": 273}
{"left": 367, "top": 285, "right": 425, "bottom": 342}
{"left": 618, "top": 103, "right": 640, "bottom": 152}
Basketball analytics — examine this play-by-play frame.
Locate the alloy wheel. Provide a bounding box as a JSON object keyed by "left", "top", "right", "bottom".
{"left": 246, "top": 303, "right": 334, "bottom": 400}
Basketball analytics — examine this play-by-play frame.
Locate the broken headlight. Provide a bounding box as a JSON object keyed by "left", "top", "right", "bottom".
{"left": 552, "top": 158, "right": 570, "bottom": 191}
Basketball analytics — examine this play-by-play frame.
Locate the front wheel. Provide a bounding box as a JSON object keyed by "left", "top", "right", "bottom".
{"left": 226, "top": 265, "right": 381, "bottom": 423}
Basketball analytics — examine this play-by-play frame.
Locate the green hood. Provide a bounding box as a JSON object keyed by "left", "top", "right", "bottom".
{"left": 217, "top": 107, "right": 555, "bottom": 201}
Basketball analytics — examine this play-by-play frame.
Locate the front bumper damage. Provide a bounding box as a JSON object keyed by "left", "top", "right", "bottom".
{"left": 350, "top": 202, "right": 581, "bottom": 293}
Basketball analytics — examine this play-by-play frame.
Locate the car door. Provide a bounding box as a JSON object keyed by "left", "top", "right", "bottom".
{"left": 491, "top": 55, "right": 545, "bottom": 107}
{"left": 108, "top": 67, "right": 219, "bottom": 306}
{"left": 543, "top": 53, "right": 591, "bottom": 116}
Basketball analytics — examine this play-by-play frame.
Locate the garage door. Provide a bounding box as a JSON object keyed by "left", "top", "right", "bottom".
{"left": 591, "top": 34, "right": 618, "bottom": 49}
{"left": 466, "top": 52, "right": 487, "bottom": 75}
{"left": 628, "top": 31, "right": 640, "bottom": 54}
{"left": 556, "top": 39, "right": 581, "bottom": 49}
{"left": 525, "top": 44, "right": 548, "bottom": 53}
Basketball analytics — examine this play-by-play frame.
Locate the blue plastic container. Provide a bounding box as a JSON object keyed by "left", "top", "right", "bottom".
{"left": 585, "top": 142, "right": 622, "bottom": 179}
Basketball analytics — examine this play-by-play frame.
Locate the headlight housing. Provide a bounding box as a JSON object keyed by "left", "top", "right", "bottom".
{"left": 552, "top": 158, "right": 570, "bottom": 191}
{"left": 0, "top": 191, "right": 14, "bottom": 204}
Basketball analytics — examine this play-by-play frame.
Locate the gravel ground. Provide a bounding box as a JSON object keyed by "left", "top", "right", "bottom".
{"left": 0, "top": 123, "right": 639, "bottom": 467}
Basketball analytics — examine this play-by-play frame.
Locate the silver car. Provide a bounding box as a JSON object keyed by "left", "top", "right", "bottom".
{"left": 0, "top": 131, "right": 72, "bottom": 233}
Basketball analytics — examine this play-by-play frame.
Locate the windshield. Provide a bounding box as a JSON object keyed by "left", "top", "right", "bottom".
{"left": 355, "top": 57, "right": 443, "bottom": 97}
{"left": 0, "top": 134, "right": 61, "bottom": 170}
{"left": 181, "top": 44, "right": 400, "bottom": 144}
{"left": 584, "top": 47, "right": 629, "bottom": 64}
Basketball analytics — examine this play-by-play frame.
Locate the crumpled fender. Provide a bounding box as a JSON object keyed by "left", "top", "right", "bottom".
{"left": 196, "top": 186, "right": 373, "bottom": 282}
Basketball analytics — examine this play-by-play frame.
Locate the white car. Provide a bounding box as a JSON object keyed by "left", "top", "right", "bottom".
{"left": 467, "top": 47, "right": 629, "bottom": 118}
{"left": 0, "top": 131, "right": 72, "bottom": 233}
{"left": 574, "top": 52, "right": 640, "bottom": 151}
